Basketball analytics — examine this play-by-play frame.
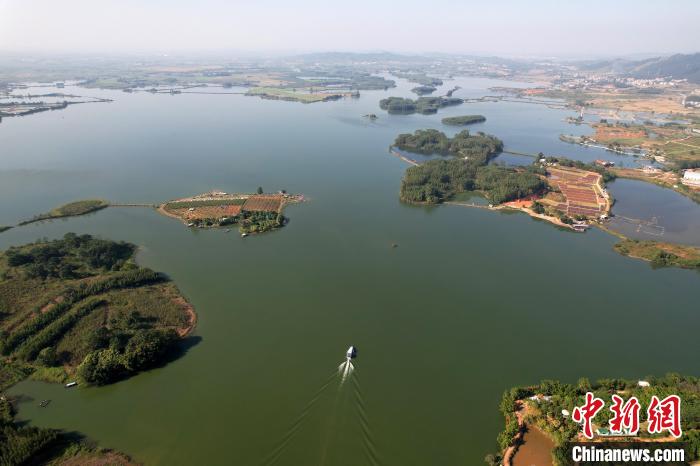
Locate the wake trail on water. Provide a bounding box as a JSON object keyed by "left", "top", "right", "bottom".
{"left": 353, "top": 374, "right": 380, "bottom": 466}
{"left": 338, "top": 358, "right": 354, "bottom": 386}
{"left": 319, "top": 359, "right": 351, "bottom": 465}
{"left": 261, "top": 370, "right": 338, "bottom": 466}
{"left": 263, "top": 357, "right": 380, "bottom": 466}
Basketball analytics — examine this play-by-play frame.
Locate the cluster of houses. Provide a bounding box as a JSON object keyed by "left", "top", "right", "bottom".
{"left": 556, "top": 75, "right": 686, "bottom": 92}
{"left": 682, "top": 169, "right": 700, "bottom": 188}
{"left": 527, "top": 380, "right": 652, "bottom": 422}
{"left": 594, "top": 159, "right": 615, "bottom": 167}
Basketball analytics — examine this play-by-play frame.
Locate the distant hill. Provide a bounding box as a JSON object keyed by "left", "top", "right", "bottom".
{"left": 626, "top": 53, "right": 700, "bottom": 83}
{"left": 579, "top": 53, "right": 700, "bottom": 83}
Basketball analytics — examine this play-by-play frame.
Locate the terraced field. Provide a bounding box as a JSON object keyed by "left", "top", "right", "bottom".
{"left": 546, "top": 167, "right": 607, "bottom": 218}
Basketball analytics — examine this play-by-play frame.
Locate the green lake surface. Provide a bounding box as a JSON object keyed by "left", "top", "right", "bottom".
{"left": 1, "top": 77, "right": 699, "bottom": 466}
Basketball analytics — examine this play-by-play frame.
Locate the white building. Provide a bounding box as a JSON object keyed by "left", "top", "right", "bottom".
{"left": 682, "top": 169, "right": 700, "bottom": 188}
{"left": 638, "top": 380, "right": 651, "bottom": 388}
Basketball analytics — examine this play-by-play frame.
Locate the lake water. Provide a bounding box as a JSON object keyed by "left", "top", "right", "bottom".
{"left": 607, "top": 178, "right": 700, "bottom": 246}
{"left": 2, "top": 77, "right": 699, "bottom": 466}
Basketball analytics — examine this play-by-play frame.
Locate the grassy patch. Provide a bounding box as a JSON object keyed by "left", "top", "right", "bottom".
{"left": 614, "top": 239, "right": 700, "bottom": 269}
{"left": 19, "top": 200, "right": 109, "bottom": 225}
{"left": 29, "top": 366, "right": 69, "bottom": 384}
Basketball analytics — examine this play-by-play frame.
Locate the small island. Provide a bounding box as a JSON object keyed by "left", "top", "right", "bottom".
{"left": 411, "top": 85, "right": 437, "bottom": 95}
{"left": 19, "top": 199, "right": 109, "bottom": 226}
{"left": 0, "top": 226, "right": 11, "bottom": 234}
{"left": 379, "top": 96, "right": 463, "bottom": 115}
{"left": 488, "top": 374, "right": 700, "bottom": 466}
{"left": 441, "top": 115, "right": 486, "bottom": 126}
{"left": 159, "top": 190, "right": 303, "bottom": 235}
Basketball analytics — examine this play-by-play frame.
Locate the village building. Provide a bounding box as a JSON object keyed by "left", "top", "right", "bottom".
{"left": 682, "top": 169, "right": 700, "bottom": 188}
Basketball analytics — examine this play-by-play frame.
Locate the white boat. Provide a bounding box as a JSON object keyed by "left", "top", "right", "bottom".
{"left": 65, "top": 382, "right": 78, "bottom": 388}
{"left": 346, "top": 346, "right": 357, "bottom": 359}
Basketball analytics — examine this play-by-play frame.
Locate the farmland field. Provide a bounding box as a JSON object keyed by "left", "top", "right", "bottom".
{"left": 545, "top": 167, "right": 607, "bottom": 218}
{"left": 242, "top": 195, "right": 283, "bottom": 212}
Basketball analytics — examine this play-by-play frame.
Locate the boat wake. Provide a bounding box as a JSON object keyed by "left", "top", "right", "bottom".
{"left": 262, "top": 347, "right": 378, "bottom": 466}
{"left": 338, "top": 358, "right": 354, "bottom": 385}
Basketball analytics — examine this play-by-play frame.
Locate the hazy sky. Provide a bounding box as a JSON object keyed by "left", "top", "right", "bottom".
{"left": 1, "top": 0, "right": 698, "bottom": 57}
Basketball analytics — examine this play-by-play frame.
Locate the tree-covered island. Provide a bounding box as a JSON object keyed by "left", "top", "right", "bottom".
{"left": 379, "top": 96, "right": 463, "bottom": 115}
{"left": 411, "top": 85, "right": 437, "bottom": 95}
{"left": 441, "top": 115, "right": 486, "bottom": 126}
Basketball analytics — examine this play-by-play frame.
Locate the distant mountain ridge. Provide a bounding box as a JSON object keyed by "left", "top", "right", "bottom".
{"left": 580, "top": 53, "right": 700, "bottom": 83}
{"left": 626, "top": 53, "right": 700, "bottom": 83}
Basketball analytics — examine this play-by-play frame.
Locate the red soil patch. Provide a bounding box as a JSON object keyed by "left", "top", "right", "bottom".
{"left": 173, "top": 296, "right": 197, "bottom": 337}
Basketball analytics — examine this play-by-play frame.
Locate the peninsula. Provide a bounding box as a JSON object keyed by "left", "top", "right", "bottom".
{"left": 0, "top": 234, "right": 195, "bottom": 464}
{"left": 0, "top": 233, "right": 196, "bottom": 387}
{"left": 390, "top": 133, "right": 700, "bottom": 270}
{"left": 393, "top": 130, "right": 614, "bottom": 226}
